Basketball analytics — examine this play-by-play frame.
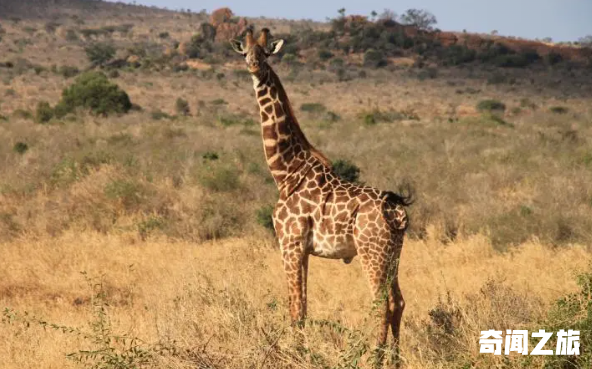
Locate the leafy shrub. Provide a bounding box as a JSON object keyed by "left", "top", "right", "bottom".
{"left": 218, "top": 113, "right": 253, "bottom": 127}
{"left": 549, "top": 106, "right": 568, "bottom": 114}
{"left": 12, "top": 109, "right": 33, "bottom": 120}
{"left": 281, "top": 53, "right": 299, "bottom": 66}
{"left": 545, "top": 52, "right": 563, "bottom": 66}
{"left": 494, "top": 52, "right": 538, "bottom": 68}
{"left": 151, "top": 109, "right": 173, "bottom": 120}
{"left": 58, "top": 65, "right": 79, "bottom": 78}
{"left": 54, "top": 71, "right": 132, "bottom": 117}
{"left": 543, "top": 266, "right": 592, "bottom": 368}
{"left": 202, "top": 151, "right": 219, "bottom": 161}
{"left": 440, "top": 45, "right": 476, "bottom": 66}
{"left": 175, "top": 98, "right": 190, "bottom": 116}
{"left": 200, "top": 23, "right": 217, "bottom": 42}
{"left": 363, "top": 49, "right": 387, "bottom": 68}
{"left": 13, "top": 142, "right": 28, "bottom": 154}
{"left": 486, "top": 72, "right": 508, "bottom": 85}
{"left": 210, "top": 98, "right": 227, "bottom": 106}
{"left": 520, "top": 98, "right": 537, "bottom": 109}
{"left": 361, "top": 108, "right": 419, "bottom": 125}
{"left": 256, "top": 205, "right": 275, "bottom": 232}
{"left": 300, "top": 103, "right": 327, "bottom": 114}
{"left": 44, "top": 21, "right": 60, "bottom": 34}
{"left": 318, "top": 49, "right": 334, "bottom": 61}
{"left": 35, "top": 101, "right": 54, "bottom": 123}
{"left": 65, "top": 29, "right": 78, "bottom": 41}
{"left": 198, "top": 165, "right": 240, "bottom": 192}
{"left": 84, "top": 42, "right": 116, "bottom": 66}
{"left": 332, "top": 159, "right": 361, "bottom": 183}
{"left": 417, "top": 67, "right": 438, "bottom": 80}
{"left": 476, "top": 99, "right": 506, "bottom": 113}
{"left": 104, "top": 179, "right": 144, "bottom": 211}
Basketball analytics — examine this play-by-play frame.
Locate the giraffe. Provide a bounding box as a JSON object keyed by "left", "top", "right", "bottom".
{"left": 231, "top": 28, "right": 411, "bottom": 365}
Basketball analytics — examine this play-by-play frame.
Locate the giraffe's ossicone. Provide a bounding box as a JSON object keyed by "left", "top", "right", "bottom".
{"left": 231, "top": 28, "right": 412, "bottom": 367}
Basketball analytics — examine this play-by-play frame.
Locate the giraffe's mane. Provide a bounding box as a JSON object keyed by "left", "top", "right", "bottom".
{"left": 267, "top": 68, "right": 332, "bottom": 168}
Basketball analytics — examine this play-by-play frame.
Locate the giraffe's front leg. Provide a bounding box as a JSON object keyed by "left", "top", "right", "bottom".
{"left": 280, "top": 242, "right": 308, "bottom": 326}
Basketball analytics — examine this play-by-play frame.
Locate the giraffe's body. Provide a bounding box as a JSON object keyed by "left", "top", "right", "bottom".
{"left": 231, "top": 29, "right": 410, "bottom": 366}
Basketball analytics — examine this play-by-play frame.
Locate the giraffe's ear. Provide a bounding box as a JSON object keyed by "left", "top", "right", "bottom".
{"left": 230, "top": 39, "right": 245, "bottom": 55}
{"left": 269, "top": 39, "right": 284, "bottom": 55}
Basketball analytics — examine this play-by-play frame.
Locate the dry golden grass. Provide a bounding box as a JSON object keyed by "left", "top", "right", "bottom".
{"left": 1, "top": 231, "right": 590, "bottom": 368}
{"left": 2, "top": 4, "right": 592, "bottom": 367}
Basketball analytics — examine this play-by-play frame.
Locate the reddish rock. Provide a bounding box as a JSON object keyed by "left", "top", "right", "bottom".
{"left": 210, "top": 7, "right": 233, "bottom": 27}
{"left": 436, "top": 32, "right": 458, "bottom": 47}
{"left": 214, "top": 17, "right": 248, "bottom": 42}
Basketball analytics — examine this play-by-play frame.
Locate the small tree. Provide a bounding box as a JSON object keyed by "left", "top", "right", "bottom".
{"left": 84, "top": 42, "right": 116, "bottom": 67}
{"left": 579, "top": 35, "right": 592, "bottom": 48}
{"left": 363, "top": 49, "right": 387, "bottom": 68}
{"left": 379, "top": 9, "right": 397, "bottom": 22}
{"left": 35, "top": 101, "right": 54, "bottom": 123}
{"left": 399, "top": 9, "right": 438, "bottom": 31}
{"left": 175, "top": 98, "right": 190, "bottom": 116}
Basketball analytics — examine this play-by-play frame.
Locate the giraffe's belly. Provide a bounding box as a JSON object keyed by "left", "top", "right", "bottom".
{"left": 309, "top": 232, "right": 357, "bottom": 260}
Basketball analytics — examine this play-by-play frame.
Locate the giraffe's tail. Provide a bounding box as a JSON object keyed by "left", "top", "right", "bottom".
{"left": 383, "top": 182, "right": 414, "bottom": 207}
{"left": 381, "top": 184, "right": 414, "bottom": 231}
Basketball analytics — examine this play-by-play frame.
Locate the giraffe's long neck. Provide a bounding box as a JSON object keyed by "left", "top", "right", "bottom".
{"left": 253, "top": 68, "right": 329, "bottom": 188}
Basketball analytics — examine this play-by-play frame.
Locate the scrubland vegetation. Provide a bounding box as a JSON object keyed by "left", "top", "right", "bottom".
{"left": 1, "top": 0, "right": 592, "bottom": 367}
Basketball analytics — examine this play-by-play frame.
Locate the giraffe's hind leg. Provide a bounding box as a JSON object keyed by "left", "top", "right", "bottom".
{"left": 389, "top": 276, "right": 404, "bottom": 367}
{"left": 356, "top": 226, "right": 404, "bottom": 368}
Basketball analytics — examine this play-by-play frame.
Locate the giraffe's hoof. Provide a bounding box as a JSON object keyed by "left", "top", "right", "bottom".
{"left": 343, "top": 257, "right": 353, "bottom": 264}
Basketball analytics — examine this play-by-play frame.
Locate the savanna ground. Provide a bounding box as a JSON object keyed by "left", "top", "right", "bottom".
{"left": 1, "top": 2, "right": 592, "bottom": 368}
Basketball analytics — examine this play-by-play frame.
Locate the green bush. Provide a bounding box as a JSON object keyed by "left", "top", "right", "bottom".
{"left": 151, "top": 109, "right": 173, "bottom": 120}
{"left": 12, "top": 109, "right": 33, "bottom": 120}
{"left": 318, "top": 49, "right": 334, "bottom": 61}
{"left": 363, "top": 49, "right": 387, "bottom": 68}
{"left": 13, "top": 142, "right": 28, "bottom": 154}
{"left": 84, "top": 42, "right": 116, "bottom": 66}
{"left": 202, "top": 151, "right": 219, "bottom": 161}
{"left": 549, "top": 106, "right": 568, "bottom": 114}
{"left": 476, "top": 99, "right": 506, "bottom": 113}
{"left": 104, "top": 179, "right": 144, "bottom": 211}
{"left": 35, "top": 101, "right": 54, "bottom": 123}
{"left": 175, "top": 98, "right": 190, "bottom": 116}
{"left": 360, "top": 108, "right": 418, "bottom": 125}
{"left": 54, "top": 71, "right": 132, "bottom": 117}
{"left": 210, "top": 98, "right": 227, "bottom": 106}
{"left": 300, "top": 103, "right": 327, "bottom": 114}
{"left": 545, "top": 52, "right": 563, "bottom": 66}
{"left": 65, "top": 29, "right": 78, "bottom": 42}
{"left": 256, "top": 205, "right": 275, "bottom": 232}
{"left": 58, "top": 65, "right": 79, "bottom": 78}
{"left": 441, "top": 45, "right": 476, "bottom": 66}
{"left": 543, "top": 266, "right": 592, "bottom": 368}
{"left": 332, "top": 159, "right": 361, "bottom": 183}
{"left": 198, "top": 165, "right": 240, "bottom": 192}
{"left": 494, "top": 53, "right": 537, "bottom": 68}
{"left": 281, "top": 53, "right": 299, "bottom": 66}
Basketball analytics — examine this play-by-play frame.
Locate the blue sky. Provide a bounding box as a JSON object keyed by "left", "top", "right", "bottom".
{"left": 111, "top": 0, "right": 592, "bottom": 42}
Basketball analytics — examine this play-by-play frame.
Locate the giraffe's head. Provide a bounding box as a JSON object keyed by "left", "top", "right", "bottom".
{"left": 230, "top": 28, "right": 284, "bottom": 78}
